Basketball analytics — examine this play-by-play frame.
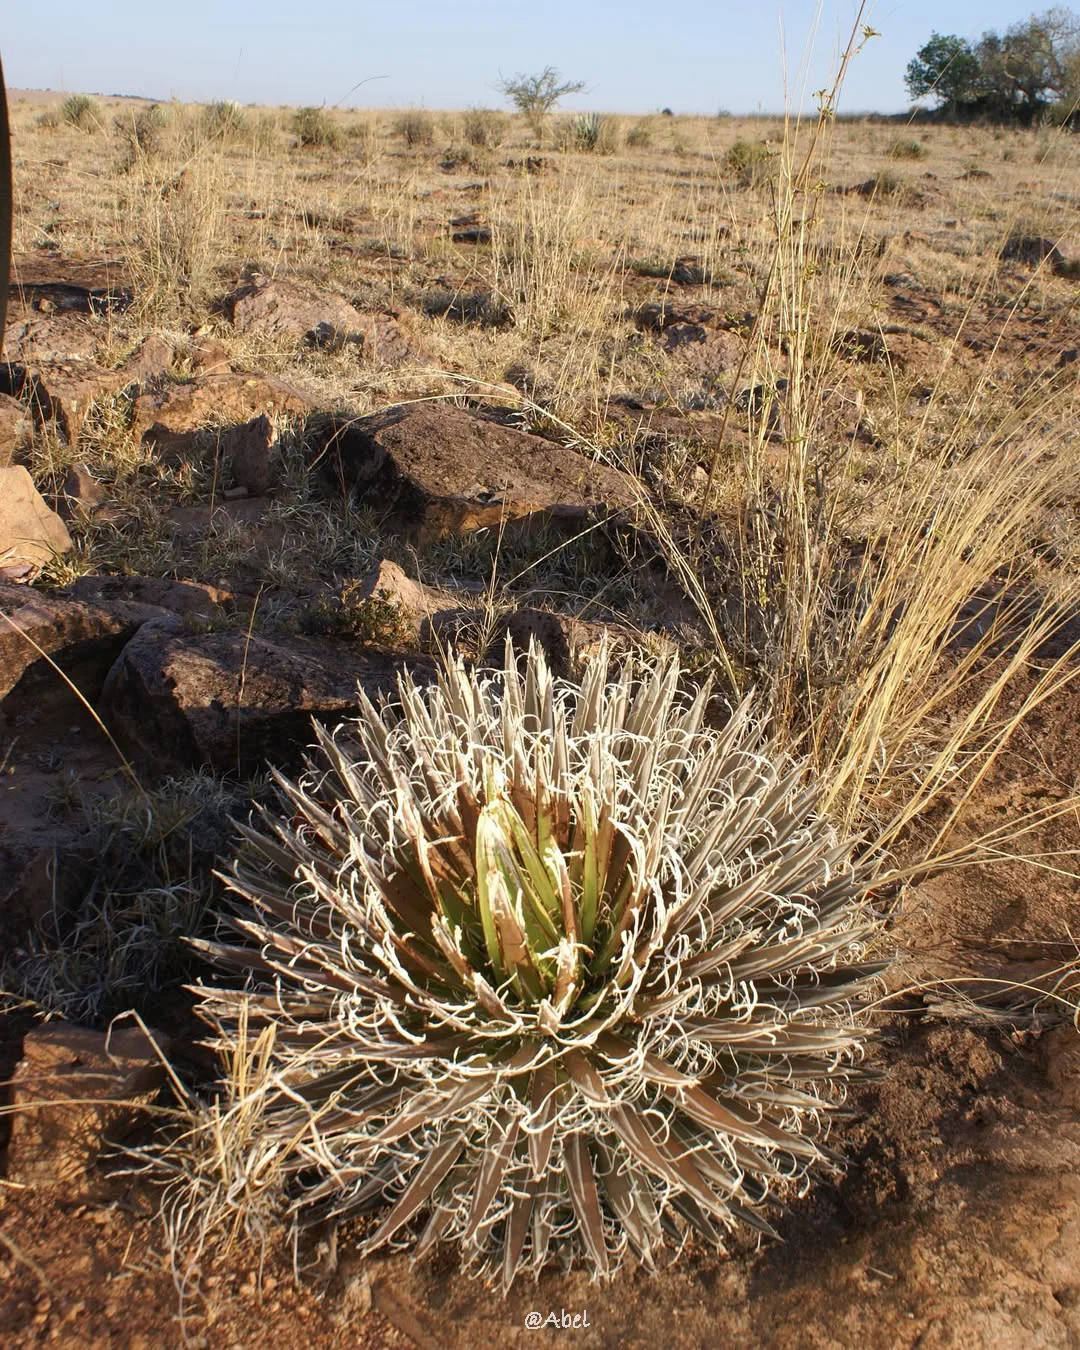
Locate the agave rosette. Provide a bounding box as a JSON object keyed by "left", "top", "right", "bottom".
{"left": 195, "top": 640, "right": 884, "bottom": 1286}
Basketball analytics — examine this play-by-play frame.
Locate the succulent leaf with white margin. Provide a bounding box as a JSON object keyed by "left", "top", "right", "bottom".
{"left": 193, "top": 637, "right": 886, "bottom": 1287}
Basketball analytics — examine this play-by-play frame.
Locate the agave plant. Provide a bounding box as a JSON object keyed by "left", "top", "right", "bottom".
{"left": 568, "top": 110, "right": 608, "bottom": 152}
{"left": 194, "top": 641, "right": 884, "bottom": 1287}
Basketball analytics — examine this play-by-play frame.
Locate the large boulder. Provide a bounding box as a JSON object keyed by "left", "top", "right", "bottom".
{"left": 6, "top": 1023, "right": 167, "bottom": 1192}
{"left": 0, "top": 467, "right": 73, "bottom": 580}
{"left": 314, "top": 404, "right": 638, "bottom": 542}
{"left": 100, "top": 618, "right": 433, "bottom": 777}
{"left": 0, "top": 579, "right": 157, "bottom": 709}
{"left": 225, "top": 275, "right": 422, "bottom": 366}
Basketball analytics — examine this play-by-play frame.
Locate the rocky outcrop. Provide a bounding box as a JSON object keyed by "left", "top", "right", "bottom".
{"left": 131, "top": 372, "right": 314, "bottom": 469}
{"left": 0, "top": 577, "right": 250, "bottom": 712}
{"left": 3, "top": 358, "right": 130, "bottom": 444}
{"left": 314, "top": 404, "right": 638, "bottom": 542}
{"left": 100, "top": 618, "right": 434, "bottom": 776}
{"left": 224, "top": 275, "right": 423, "bottom": 366}
{"left": 0, "top": 579, "right": 152, "bottom": 707}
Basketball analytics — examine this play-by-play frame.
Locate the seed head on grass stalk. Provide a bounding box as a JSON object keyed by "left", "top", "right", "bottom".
{"left": 190, "top": 639, "right": 885, "bottom": 1287}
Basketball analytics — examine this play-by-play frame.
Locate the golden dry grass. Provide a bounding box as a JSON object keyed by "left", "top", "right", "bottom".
{"left": 6, "top": 80, "right": 1080, "bottom": 938}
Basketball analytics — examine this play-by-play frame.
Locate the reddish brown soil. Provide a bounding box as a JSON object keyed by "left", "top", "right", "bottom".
{"left": 1, "top": 680, "right": 1077, "bottom": 1349}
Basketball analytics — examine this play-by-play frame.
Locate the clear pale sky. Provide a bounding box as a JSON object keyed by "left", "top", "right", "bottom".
{"left": 2, "top": 2, "right": 1054, "bottom": 115}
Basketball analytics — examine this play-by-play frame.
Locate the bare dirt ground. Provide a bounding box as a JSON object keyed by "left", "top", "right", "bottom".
{"left": 1, "top": 92, "right": 1078, "bottom": 1347}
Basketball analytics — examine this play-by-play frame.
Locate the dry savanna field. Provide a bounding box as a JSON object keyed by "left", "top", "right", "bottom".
{"left": 0, "top": 83, "right": 1079, "bottom": 1347}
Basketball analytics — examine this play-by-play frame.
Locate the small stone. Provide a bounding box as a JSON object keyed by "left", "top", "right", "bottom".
{"left": 0, "top": 465, "right": 73, "bottom": 573}
{"left": 58, "top": 462, "right": 108, "bottom": 519}
{"left": 7, "top": 1023, "right": 170, "bottom": 1191}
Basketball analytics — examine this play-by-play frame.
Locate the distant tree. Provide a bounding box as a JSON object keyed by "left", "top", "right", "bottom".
{"left": 496, "top": 67, "right": 586, "bottom": 140}
{"left": 908, "top": 10, "right": 1080, "bottom": 121}
{"left": 905, "top": 33, "right": 980, "bottom": 109}
{"left": 990, "top": 8, "right": 1080, "bottom": 116}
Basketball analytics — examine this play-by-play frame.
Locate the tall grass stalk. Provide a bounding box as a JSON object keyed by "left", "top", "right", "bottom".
{"left": 637, "top": 8, "right": 1080, "bottom": 876}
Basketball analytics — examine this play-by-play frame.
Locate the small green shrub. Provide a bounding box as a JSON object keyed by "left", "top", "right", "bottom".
{"left": 293, "top": 106, "right": 342, "bottom": 149}
{"left": 115, "top": 103, "right": 167, "bottom": 162}
{"left": 299, "top": 581, "right": 412, "bottom": 644}
{"left": 345, "top": 114, "right": 380, "bottom": 161}
{"left": 202, "top": 99, "right": 248, "bottom": 140}
{"left": 887, "top": 137, "right": 925, "bottom": 160}
{"left": 562, "top": 111, "right": 619, "bottom": 154}
{"left": 249, "top": 109, "right": 281, "bottom": 154}
{"left": 870, "top": 167, "right": 909, "bottom": 199}
{"left": 724, "top": 138, "right": 773, "bottom": 186}
{"left": 60, "top": 94, "right": 102, "bottom": 133}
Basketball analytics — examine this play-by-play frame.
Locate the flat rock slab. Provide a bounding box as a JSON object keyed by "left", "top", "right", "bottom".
{"left": 101, "top": 618, "right": 434, "bottom": 777}
{"left": 316, "top": 404, "right": 638, "bottom": 542}
{"left": 632, "top": 301, "right": 726, "bottom": 331}
{"left": 64, "top": 574, "right": 242, "bottom": 619}
{"left": 1, "top": 311, "right": 105, "bottom": 364}
{"left": 0, "top": 579, "right": 152, "bottom": 708}
{"left": 9, "top": 255, "right": 133, "bottom": 315}
{"left": 1, "top": 256, "right": 133, "bottom": 368}
{"left": 7, "top": 1023, "right": 167, "bottom": 1192}
{"left": 658, "top": 322, "right": 744, "bottom": 374}
{"left": 0, "top": 466, "right": 73, "bottom": 579}
{"left": 599, "top": 398, "right": 728, "bottom": 449}
{"left": 225, "top": 276, "right": 423, "bottom": 366}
